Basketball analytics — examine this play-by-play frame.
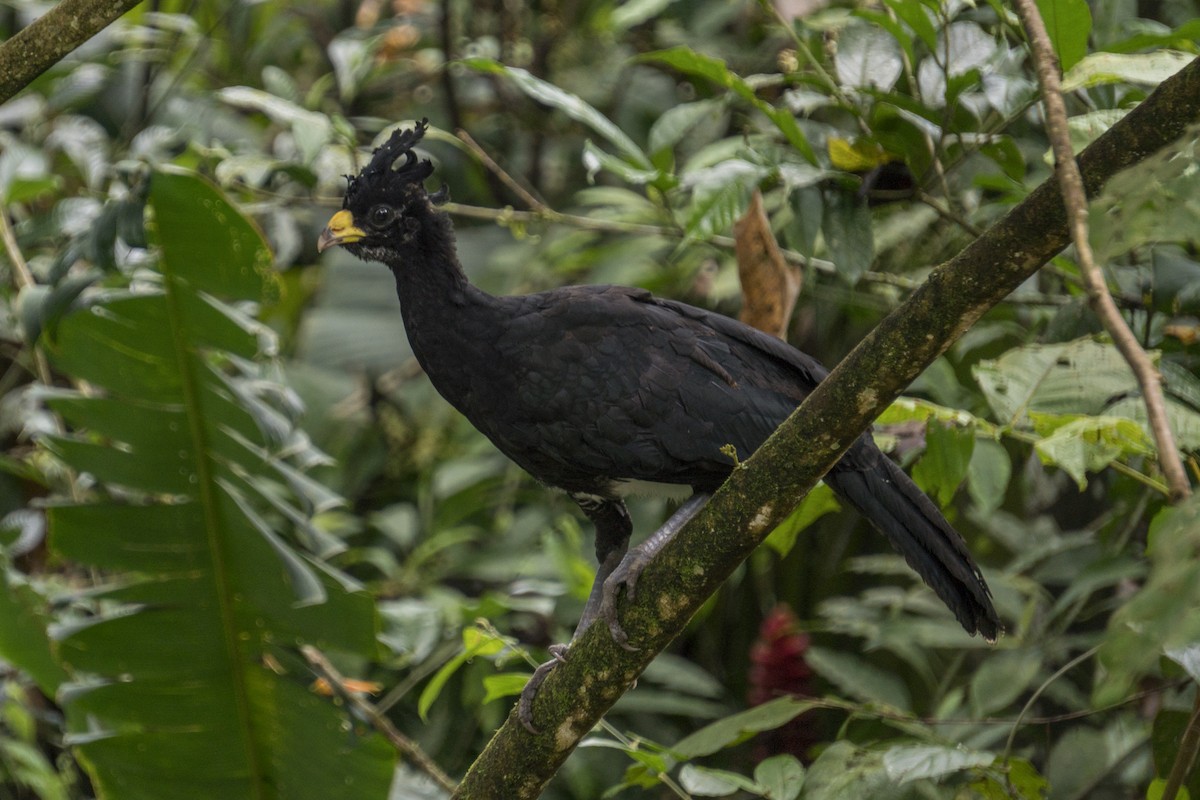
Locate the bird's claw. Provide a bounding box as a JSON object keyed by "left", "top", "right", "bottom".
{"left": 518, "top": 643, "right": 569, "bottom": 734}
{"left": 601, "top": 551, "right": 652, "bottom": 652}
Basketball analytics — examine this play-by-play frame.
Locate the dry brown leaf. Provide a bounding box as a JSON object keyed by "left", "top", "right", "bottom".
{"left": 733, "top": 190, "right": 802, "bottom": 339}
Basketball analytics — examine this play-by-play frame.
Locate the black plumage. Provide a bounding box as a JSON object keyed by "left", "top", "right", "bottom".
{"left": 319, "top": 121, "right": 1001, "bottom": 726}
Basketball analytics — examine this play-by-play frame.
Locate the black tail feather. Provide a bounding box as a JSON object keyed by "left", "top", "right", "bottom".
{"left": 824, "top": 444, "right": 1001, "bottom": 641}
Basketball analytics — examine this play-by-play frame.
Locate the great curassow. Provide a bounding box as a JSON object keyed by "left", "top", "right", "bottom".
{"left": 318, "top": 121, "right": 1000, "bottom": 731}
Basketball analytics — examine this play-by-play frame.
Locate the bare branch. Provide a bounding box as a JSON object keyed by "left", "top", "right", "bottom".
{"left": 1012, "top": 0, "right": 1192, "bottom": 503}
{"left": 300, "top": 646, "right": 458, "bottom": 794}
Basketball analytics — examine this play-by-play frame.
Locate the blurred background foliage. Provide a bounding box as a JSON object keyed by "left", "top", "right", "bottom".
{"left": 2, "top": 0, "right": 1200, "bottom": 797}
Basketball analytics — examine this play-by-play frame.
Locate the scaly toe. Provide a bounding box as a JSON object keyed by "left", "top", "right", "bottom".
{"left": 517, "top": 645, "right": 570, "bottom": 734}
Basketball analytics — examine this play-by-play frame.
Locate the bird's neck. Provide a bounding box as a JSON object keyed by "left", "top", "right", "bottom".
{"left": 385, "top": 211, "right": 500, "bottom": 387}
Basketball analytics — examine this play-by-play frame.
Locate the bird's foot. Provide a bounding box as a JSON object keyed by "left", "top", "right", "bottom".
{"left": 518, "top": 643, "right": 569, "bottom": 734}
{"left": 597, "top": 494, "right": 710, "bottom": 651}
{"left": 599, "top": 547, "right": 654, "bottom": 651}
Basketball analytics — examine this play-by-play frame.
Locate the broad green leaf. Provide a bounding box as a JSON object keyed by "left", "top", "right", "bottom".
{"left": 969, "top": 649, "right": 1042, "bottom": 715}
{"left": 151, "top": 169, "right": 273, "bottom": 298}
{"left": 835, "top": 23, "right": 904, "bottom": 91}
{"left": 911, "top": 420, "right": 975, "bottom": 506}
{"left": 1034, "top": 0, "right": 1091, "bottom": 71}
{"left": 0, "top": 566, "right": 68, "bottom": 694}
{"left": 610, "top": 0, "right": 680, "bottom": 30}
{"left": 482, "top": 673, "right": 532, "bottom": 704}
{"left": 1061, "top": 50, "right": 1195, "bottom": 92}
{"left": 682, "top": 160, "right": 769, "bottom": 240}
{"left": 882, "top": 743, "right": 994, "bottom": 783}
{"left": 973, "top": 338, "right": 1147, "bottom": 425}
{"left": 1164, "top": 644, "right": 1200, "bottom": 683}
{"left": 801, "top": 740, "right": 891, "bottom": 799}
{"left": 821, "top": 189, "right": 873, "bottom": 284}
{"left": 1090, "top": 134, "right": 1200, "bottom": 263}
{"left": 42, "top": 170, "right": 390, "bottom": 800}
{"left": 883, "top": 0, "right": 937, "bottom": 51}
{"left": 460, "top": 59, "right": 652, "bottom": 169}
{"left": 641, "top": 47, "right": 816, "bottom": 163}
{"left": 582, "top": 140, "right": 662, "bottom": 185}
{"left": 216, "top": 87, "right": 333, "bottom": 165}
{"left": 764, "top": 482, "right": 841, "bottom": 555}
{"left": 754, "top": 754, "right": 805, "bottom": 800}
{"left": 1030, "top": 413, "right": 1155, "bottom": 489}
{"left": 806, "top": 646, "right": 912, "bottom": 710}
{"left": 648, "top": 99, "right": 726, "bottom": 155}
{"left": 418, "top": 626, "right": 508, "bottom": 720}
{"left": 966, "top": 438, "right": 1011, "bottom": 513}
{"left": 678, "top": 764, "right": 758, "bottom": 796}
{"left": 672, "top": 696, "right": 818, "bottom": 759}
{"left": 1096, "top": 497, "right": 1200, "bottom": 704}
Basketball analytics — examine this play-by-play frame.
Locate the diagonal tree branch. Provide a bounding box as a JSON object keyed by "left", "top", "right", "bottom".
{"left": 451, "top": 55, "right": 1200, "bottom": 799}
{"left": 0, "top": 0, "right": 142, "bottom": 104}
{"left": 1012, "top": 0, "right": 1192, "bottom": 504}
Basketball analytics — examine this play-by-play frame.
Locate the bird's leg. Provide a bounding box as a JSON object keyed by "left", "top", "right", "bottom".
{"left": 518, "top": 496, "right": 631, "bottom": 733}
{"left": 601, "top": 493, "right": 709, "bottom": 650}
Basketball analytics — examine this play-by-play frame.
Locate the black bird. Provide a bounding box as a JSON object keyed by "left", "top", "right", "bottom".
{"left": 318, "top": 121, "right": 1000, "bottom": 729}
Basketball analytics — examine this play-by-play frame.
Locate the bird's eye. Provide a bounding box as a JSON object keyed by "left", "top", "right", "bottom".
{"left": 369, "top": 205, "right": 394, "bottom": 228}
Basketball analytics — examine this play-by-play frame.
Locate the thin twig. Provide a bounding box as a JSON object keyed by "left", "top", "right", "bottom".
{"left": 916, "top": 190, "right": 985, "bottom": 238}
{"left": 1002, "top": 646, "right": 1099, "bottom": 764}
{"left": 1162, "top": 689, "right": 1200, "bottom": 800}
{"left": 300, "top": 645, "right": 458, "bottom": 794}
{"left": 1013, "top": 0, "right": 1192, "bottom": 503}
{"left": 456, "top": 129, "right": 547, "bottom": 213}
{"left": 0, "top": 210, "right": 54, "bottom": 387}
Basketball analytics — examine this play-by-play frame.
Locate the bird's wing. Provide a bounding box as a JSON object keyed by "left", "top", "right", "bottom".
{"left": 481, "top": 285, "right": 831, "bottom": 492}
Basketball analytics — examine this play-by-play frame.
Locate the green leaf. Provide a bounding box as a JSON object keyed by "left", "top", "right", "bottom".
{"left": 911, "top": 420, "right": 975, "bottom": 506}
{"left": 682, "top": 161, "right": 768, "bottom": 240}
{"left": 764, "top": 483, "right": 841, "bottom": 555}
{"left": 967, "top": 438, "right": 1011, "bottom": 513}
{"left": 969, "top": 649, "right": 1042, "bottom": 715}
{"left": 482, "top": 673, "right": 530, "bottom": 704}
{"left": 1163, "top": 643, "right": 1200, "bottom": 683}
{"left": 1090, "top": 135, "right": 1200, "bottom": 263}
{"left": 973, "top": 338, "right": 1148, "bottom": 426}
{"left": 678, "top": 764, "right": 759, "bottom": 796}
{"left": 648, "top": 99, "right": 727, "bottom": 156}
{"left": 801, "top": 740, "right": 891, "bottom": 799}
{"left": 640, "top": 47, "right": 816, "bottom": 163}
{"left": 582, "top": 140, "right": 662, "bottom": 185}
{"left": 460, "top": 59, "right": 652, "bottom": 169}
{"left": 1034, "top": 0, "right": 1091, "bottom": 71}
{"left": 216, "top": 87, "right": 333, "bottom": 165}
{"left": 610, "top": 0, "right": 681, "bottom": 30}
{"left": 754, "top": 754, "right": 805, "bottom": 800}
{"left": 42, "top": 170, "right": 390, "bottom": 800}
{"left": 671, "top": 696, "right": 818, "bottom": 760}
{"left": 882, "top": 743, "right": 995, "bottom": 783}
{"left": 883, "top": 0, "right": 937, "bottom": 51}
{"left": 1096, "top": 497, "right": 1200, "bottom": 704}
{"left": 1030, "top": 414, "right": 1155, "bottom": 489}
{"left": 418, "top": 626, "right": 507, "bottom": 720}
{"left": 1061, "top": 50, "right": 1195, "bottom": 92}
{"left": 821, "top": 189, "right": 873, "bottom": 284}
{"left": 0, "top": 565, "right": 69, "bottom": 694}
{"left": 806, "top": 646, "right": 912, "bottom": 710}
{"left": 834, "top": 23, "right": 904, "bottom": 91}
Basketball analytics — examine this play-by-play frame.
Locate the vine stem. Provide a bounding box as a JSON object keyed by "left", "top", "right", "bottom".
{"left": 301, "top": 646, "right": 458, "bottom": 794}
{"left": 1012, "top": 0, "right": 1191, "bottom": 503}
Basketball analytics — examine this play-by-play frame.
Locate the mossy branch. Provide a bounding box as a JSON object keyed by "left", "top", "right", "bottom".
{"left": 0, "top": 0, "right": 142, "bottom": 104}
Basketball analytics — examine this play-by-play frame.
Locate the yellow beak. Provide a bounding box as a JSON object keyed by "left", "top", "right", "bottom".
{"left": 317, "top": 210, "right": 368, "bottom": 253}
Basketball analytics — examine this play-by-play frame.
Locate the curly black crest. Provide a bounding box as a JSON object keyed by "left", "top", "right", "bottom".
{"left": 343, "top": 119, "right": 448, "bottom": 209}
